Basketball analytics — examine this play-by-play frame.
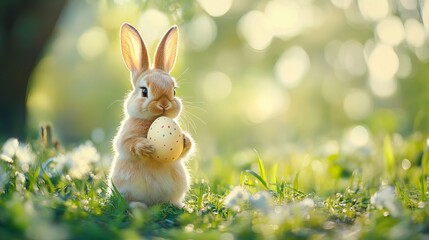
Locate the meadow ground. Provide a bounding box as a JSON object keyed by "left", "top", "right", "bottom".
{"left": 2, "top": 1, "right": 429, "bottom": 239}
{"left": 0, "top": 132, "right": 428, "bottom": 240}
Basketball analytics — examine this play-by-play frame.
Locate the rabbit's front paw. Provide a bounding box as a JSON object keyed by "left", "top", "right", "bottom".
{"left": 181, "top": 133, "right": 193, "bottom": 157}
{"left": 135, "top": 140, "right": 155, "bottom": 157}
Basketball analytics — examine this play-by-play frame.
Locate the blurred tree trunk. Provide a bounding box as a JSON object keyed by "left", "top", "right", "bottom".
{"left": 0, "top": 0, "right": 67, "bottom": 140}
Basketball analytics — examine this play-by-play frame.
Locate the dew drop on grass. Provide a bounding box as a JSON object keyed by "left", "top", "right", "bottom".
{"left": 184, "top": 224, "right": 194, "bottom": 232}
{"left": 401, "top": 159, "right": 411, "bottom": 170}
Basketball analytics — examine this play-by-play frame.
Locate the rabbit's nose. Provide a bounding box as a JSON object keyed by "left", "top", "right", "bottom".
{"left": 157, "top": 100, "right": 172, "bottom": 111}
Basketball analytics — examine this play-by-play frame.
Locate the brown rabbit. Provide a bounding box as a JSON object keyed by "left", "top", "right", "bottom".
{"left": 109, "top": 23, "right": 194, "bottom": 209}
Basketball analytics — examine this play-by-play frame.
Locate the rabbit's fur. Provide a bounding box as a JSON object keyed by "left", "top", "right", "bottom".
{"left": 109, "top": 23, "right": 194, "bottom": 208}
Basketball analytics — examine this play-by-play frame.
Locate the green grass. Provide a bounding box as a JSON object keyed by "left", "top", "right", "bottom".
{"left": 1, "top": 133, "right": 429, "bottom": 239}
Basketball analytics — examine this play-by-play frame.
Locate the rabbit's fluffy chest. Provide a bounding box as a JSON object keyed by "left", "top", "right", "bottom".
{"left": 112, "top": 159, "right": 189, "bottom": 205}
{"left": 132, "top": 162, "right": 188, "bottom": 204}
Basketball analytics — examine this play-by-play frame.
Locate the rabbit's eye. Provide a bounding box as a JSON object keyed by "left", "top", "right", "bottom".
{"left": 140, "top": 87, "right": 148, "bottom": 98}
{"left": 173, "top": 89, "right": 176, "bottom": 96}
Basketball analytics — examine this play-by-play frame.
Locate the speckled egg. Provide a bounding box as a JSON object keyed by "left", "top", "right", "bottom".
{"left": 147, "top": 117, "right": 184, "bottom": 162}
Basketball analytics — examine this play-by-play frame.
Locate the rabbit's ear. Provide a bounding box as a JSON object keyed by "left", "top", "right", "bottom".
{"left": 154, "top": 26, "right": 179, "bottom": 73}
{"left": 120, "top": 23, "right": 150, "bottom": 78}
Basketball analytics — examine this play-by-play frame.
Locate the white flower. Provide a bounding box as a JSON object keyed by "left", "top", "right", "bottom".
{"left": 16, "top": 144, "right": 36, "bottom": 172}
{"left": 1, "top": 139, "right": 36, "bottom": 171}
{"left": 2, "top": 138, "right": 19, "bottom": 158}
{"left": 223, "top": 186, "right": 250, "bottom": 212}
{"left": 0, "top": 154, "right": 14, "bottom": 163}
{"left": 71, "top": 141, "right": 100, "bottom": 163}
{"left": 0, "top": 166, "right": 9, "bottom": 193}
{"left": 15, "top": 171, "right": 26, "bottom": 192}
{"left": 370, "top": 185, "right": 401, "bottom": 217}
{"left": 52, "top": 155, "right": 67, "bottom": 175}
{"left": 297, "top": 198, "right": 315, "bottom": 209}
{"left": 16, "top": 144, "right": 35, "bottom": 164}
{"left": 269, "top": 198, "right": 316, "bottom": 224}
{"left": 249, "top": 191, "right": 273, "bottom": 214}
{"left": 54, "top": 141, "right": 100, "bottom": 179}
{"left": 80, "top": 199, "right": 90, "bottom": 212}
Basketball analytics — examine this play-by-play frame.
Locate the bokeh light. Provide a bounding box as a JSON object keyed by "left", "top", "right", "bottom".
{"left": 77, "top": 27, "right": 109, "bottom": 60}
{"left": 243, "top": 81, "right": 289, "bottom": 124}
{"left": 197, "top": 0, "right": 232, "bottom": 17}
{"left": 91, "top": 128, "right": 106, "bottom": 144}
{"left": 343, "top": 89, "right": 372, "bottom": 120}
{"left": 338, "top": 41, "right": 366, "bottom": 77}
{"left": 358, "top": 0, "right": 390, "bottom": 21}
{"left": 184, "top": 15, "right": 217, "bottom": 51}
{"left": 367, "top": 44, "right": 399, "bottom": 81}
{"left": 347, "top": 125, "right": 370, "bottom": 148}
{"left": 275, "top": 46, "right": 310, "bottom": 88}
{"left": 369, "top": 78, "right": 397, "bottom": 98}
{"left": 311, "top": 159, "right": 323, "bottom": 173}
{"left": 401, "top": 158, "right": 411, "bottom": 170}
{"left": 238, "top": 11, "right": 273, "bottom": 50}
{"left": 404, "top": 18, "right": 426, "bottom": 48}
{"left": 330, "top": 0, "right": 352, "bottom": 9}
{"left": 423, "top": 1, "right": 429, "bottom": 34}
{"left": 137, "top": 9, "right": 169, "bottom": 46}
{"left": 202, "top": 72, "right": 232, "bottom": 101}
{"left": 375, "top": 16, "right": 404, "bottom": 46}
{"left": 265, "top": 0, "right": 306, "bottom": 39}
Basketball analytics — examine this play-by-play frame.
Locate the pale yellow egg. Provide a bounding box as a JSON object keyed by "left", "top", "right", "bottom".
{"left": 147, "top": 117, "right": 184, "bottom": 162}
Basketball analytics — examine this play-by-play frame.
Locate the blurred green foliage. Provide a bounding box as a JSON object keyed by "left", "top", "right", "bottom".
{"left": 27, "top": 0, "right": 429, "bottom": 166}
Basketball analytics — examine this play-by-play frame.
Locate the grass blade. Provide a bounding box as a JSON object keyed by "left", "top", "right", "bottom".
{"left": 293, "top": 170, "right": 301, "bottom": 191}
{"left": 420, "top": 175, "right": 427, "bottom": 202}
{"left": 421, "top": 142, "right": 429, "bottom": 202}
{"left": 422, "top": 147, "right": 429, "bottom": 177}
{"left": 244, "top": 170, "right": 269, "bottom": 190}
{"left": 270, "top": 163, "right": 278, "bottom": 186}
{"left": 384, "top": 135, "right": 396, "bottom": 182}
{"left": 254, "top": 150, "right": 267, "bottom": 185}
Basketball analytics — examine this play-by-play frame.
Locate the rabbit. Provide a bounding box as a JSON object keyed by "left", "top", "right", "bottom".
{"left": 109, "top": 23, "right": 194, "bottom": 209}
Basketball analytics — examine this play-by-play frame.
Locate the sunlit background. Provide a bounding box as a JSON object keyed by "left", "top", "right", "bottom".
{"left": 26, "top": 0, "right": 429, "bottom": 191}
